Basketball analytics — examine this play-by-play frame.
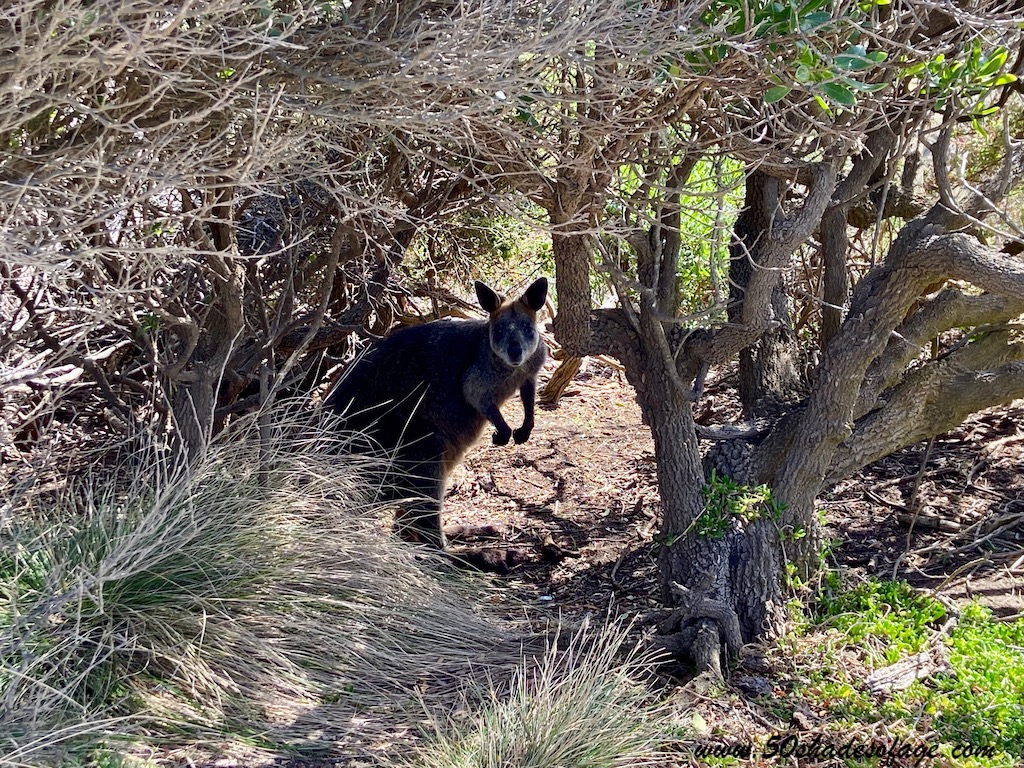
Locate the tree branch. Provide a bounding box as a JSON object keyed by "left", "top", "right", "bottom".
{"left": 829, "top": 347, "right": 1024, "bottom": 485}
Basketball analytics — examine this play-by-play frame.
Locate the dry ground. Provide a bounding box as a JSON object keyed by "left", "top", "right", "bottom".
{"left": 444, "top": 356, "right": 1024, "bottom": 623}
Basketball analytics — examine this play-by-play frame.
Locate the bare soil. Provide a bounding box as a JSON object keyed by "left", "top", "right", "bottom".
{"left": 445, "top": 356, "right": 1024, "bottom": 622}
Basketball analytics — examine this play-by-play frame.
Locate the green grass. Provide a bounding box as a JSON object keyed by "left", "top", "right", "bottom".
{"left": 934, "top": 603, "right": 1024, "bottom": 753}
{"left": 775, "top": 575, "right": 1024, "bottom": 767}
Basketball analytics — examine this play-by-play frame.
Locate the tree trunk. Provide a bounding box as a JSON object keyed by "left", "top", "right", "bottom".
{"left": 821, "top": 129, "right": 894, "bottom": 349}
{"left": 580, "top": 136, "right": 1022, "bottom": 670}
{"left": 169, "top": 187, "right": 245, "bottom": 460}
{"left": 729, "top": 171, "right": 801, "bottom": 416}
{"left": 549, "top": 167, "right": 595, "bottom": 357}
{"left": 626, "top": 317, "right": 786, "bottom": 667}
{"left": 612, "top": 165, "right": 790, "bottom": 670}
{"left": 819, "top": 202, "right": 849, "bottom": 348}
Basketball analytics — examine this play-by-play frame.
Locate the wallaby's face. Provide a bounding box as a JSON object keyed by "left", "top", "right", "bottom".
{"left": 475, "top": 278, "right": 548, "bottom": 368}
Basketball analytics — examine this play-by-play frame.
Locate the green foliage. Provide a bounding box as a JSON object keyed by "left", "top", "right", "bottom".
{"left": 936, "top": 603, "right": 1024, "bottom": 753}
{"left": 688, "top": 0, "right": 1015, "bottom": 119}
{"left": 696, "top": 470, "right": 784, "bottom": 539}
{"left": 608, "top": 154, "right": 741, "bottom": 316}
{"left": 405, "top": 208, "right": 553, "bottom": 299}
{"left": 136, "top": 311, "right": 160, "bottom": 335}
{"left": 815, "top": 578, "right": 947, "bottom": 663}
{"left": 964, "top": 106, "right": 1024, "bottom": 180}
{"left": 693, "top": 0, "right": 891, "bottom": 109}
{"left": 782, "top": 576, "right": 1024, "bottom": 765}
{"left": 676, "top": 158, "right": 743, "bottom": 314}
{"left": 904, "top": 41, "right": 1018, "bottom": 120}
{"left": 764, "top": 40, "right": 889, "bottom": 110}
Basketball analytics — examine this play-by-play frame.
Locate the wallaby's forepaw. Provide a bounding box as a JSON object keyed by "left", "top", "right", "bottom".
{"left": 513, "top": 424, "right": 533, "bottom": 444}
{"left": 492, "top": 427, "right": 512, "bottom": 446}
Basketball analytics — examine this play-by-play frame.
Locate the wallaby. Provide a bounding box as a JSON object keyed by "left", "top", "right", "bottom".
{"left": 324, "top": 277, "right": 548, "bottom": 550}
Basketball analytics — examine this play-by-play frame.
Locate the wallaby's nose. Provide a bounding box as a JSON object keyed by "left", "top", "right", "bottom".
{"left": 506, "top": 341, "right": 524, "bottom": 366}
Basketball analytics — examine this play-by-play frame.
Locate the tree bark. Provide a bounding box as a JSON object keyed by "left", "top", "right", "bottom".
{"left": 820, "top": 129, "right": 894, "bottom": 348}
{"left": 760, "top": 225, "right": 1024, "bottom": 574}
{"left": 550, "top": 168, "right": 594, "bottom": 357}
{"left": 562, "top": 147, "right": 1021, "bottom": 661}
{"left": 170, "top": 187, "right": 246, "bottom": 460}
{"left": 730, "top": 171, "right": 802, "bottom": 415}
{"left": 828, "top": 341, "right": 1024, "bottom": 484}
{"left": 855, "top": 288, "right": 1024, "bottom": 418}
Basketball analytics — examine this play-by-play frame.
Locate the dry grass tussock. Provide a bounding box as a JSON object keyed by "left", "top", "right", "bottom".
{"left": 409, "top": 618, "right": 674, "bottom": 768}
{"left": 1, "top": 403, "right": 675, "bottom": 766}
{"left": 0, "top": 402, "right": 549, "bottom": 765}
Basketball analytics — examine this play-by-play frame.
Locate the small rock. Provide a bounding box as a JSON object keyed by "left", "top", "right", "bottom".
{"left": 734, "top": 674, "right": 774, "bottom": 697}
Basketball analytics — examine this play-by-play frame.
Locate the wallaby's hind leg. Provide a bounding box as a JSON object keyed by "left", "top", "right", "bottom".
{"left": 393, "top": 479, "right": 446, "bottom": 548}
{"left": 392, "top": 435, "right": 447, "bottom": 548}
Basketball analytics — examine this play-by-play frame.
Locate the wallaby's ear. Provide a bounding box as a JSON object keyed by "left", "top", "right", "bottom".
{"left": 475, "top": 280, "right": 502, "bottom": 313}
{"left": 520, "top": 277, "right": 548, "bottom": 313}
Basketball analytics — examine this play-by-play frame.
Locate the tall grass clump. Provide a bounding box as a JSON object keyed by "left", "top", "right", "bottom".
{"left": 0, "top": 402, "right": 539, "bottom": 766}
{"left": 410, "top": 619, "right": 673, "bottom": 768}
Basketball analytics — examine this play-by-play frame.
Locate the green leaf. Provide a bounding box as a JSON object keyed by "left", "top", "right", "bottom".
{"left": 834, "top": 54, "right": 873, "bottom": 71}
{"left": 835, "top": 44, "right": 874, "bottom": 71}
{"left": 795, "top": 64, "right": 814, "bottom": 83}
{"left": 967, "top": 39, "right": 983, "bottom": 69}
{"left": 822, "top": 81, "right": 857, "bottom": 106}
{"left": 799, "top": 0, "right": 828, "bottom": 14}
{"left": 764, "top": 85, "right": 791, "bottom": 103}
{"left": 991, "top": 73, "right": 1018, "bottom": 86}
{"left": 978, "top": 48, "right": 1009, "bottom": 78}
{"left": 692, "top": 711, "right": 710, "bottom": 733}
{"left": 846, "top": 80, "right": 888, "bottom": 93}
{"left": 800, "top": 10, "right": 832, "bottom": 29}
{"left": 515, "top": 108, "right": 541, "bottom": 129}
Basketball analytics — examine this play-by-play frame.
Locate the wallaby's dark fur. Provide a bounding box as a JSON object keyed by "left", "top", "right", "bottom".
{"left": 325, "top": 278, "right": 548, "bottom": 549}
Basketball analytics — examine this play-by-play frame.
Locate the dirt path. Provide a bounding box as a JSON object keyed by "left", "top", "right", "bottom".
{"left": 445, "top": 359, "right": 1024, "bottom": 620}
